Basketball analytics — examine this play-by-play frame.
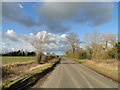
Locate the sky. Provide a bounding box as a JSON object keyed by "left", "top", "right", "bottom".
{"left": 1, "top": 2, "right": 118, "bottom": 55}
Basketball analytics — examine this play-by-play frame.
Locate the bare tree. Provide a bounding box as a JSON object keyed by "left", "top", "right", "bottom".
{"left": 100, "top": 32, "right": 116, "bottom": 51}
{"left": 31, "top": 31, "right": 49, "bottom": 53}
{"left": 66, "top": 32, "right": 81, "bottom": 53}
{"left": 82, "top": 31, "right": 103, "bottom": 62}
{"left": 82, "top": 33, "right": 92, "bottom": 59}
{"left": 90, "top": 31, "right": 103, "bottom": 62}
{"left": 82, "top": 32, "right": 92, "bottom": 49}
{"left": 30, "top": 31, "right": 50, "bottom": 64}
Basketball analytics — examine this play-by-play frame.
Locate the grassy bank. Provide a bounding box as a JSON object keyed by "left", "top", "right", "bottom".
{"left": 68, "top": 57, "right": 119, "bottom": 82}
{"left": 1, "top": 56, "right": 35, "bottom": 65}
{"left": 3, "top": 63, "right": 51, "bottom": 88}
{"left": 82, "top": 61, "right": 119, "bottom": 82}
{"left": 2, "top": 58, "right": 60, "bottom": 89}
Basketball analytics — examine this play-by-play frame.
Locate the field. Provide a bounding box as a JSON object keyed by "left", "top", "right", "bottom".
{"left": 1, "top": 56, "right": 35, "bottom": 65}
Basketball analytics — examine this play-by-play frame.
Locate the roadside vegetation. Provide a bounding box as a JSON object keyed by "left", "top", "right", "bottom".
{"left": 2, "top": 31, "right": 61, "bottom": 88}
{"left": 2, "top": 57, "right": 60, "bottom": 88}
{"left": 2, "top": 52, "right": 60, "bottom": 88}
{"left": 65, "top": 31, "right": 119, "bottom": 82}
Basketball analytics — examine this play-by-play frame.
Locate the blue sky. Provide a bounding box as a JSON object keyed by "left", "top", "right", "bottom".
{"left": 1, "top": 2, "right": 118, "bottom": 54}
{"left": 2, "top": 2, "right": 118, "bottom": 34}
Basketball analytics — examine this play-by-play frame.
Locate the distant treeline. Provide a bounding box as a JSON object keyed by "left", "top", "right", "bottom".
{"left": 1, "top": 50, "right": 36, "bottom": 56}
{"left": 66, "top": 42, "right": 120, "bottom": 62}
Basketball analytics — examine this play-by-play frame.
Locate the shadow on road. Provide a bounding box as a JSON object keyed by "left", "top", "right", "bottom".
{"left": 60, "top": 62, "right": 79, "bottom": 64}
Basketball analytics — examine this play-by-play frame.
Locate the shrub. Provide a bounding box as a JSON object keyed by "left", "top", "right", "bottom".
{"left": 45, "top": 55, "right": 51, "bottom": 61}
{"left": 49, "top": 55, "right": 55, "bottom": 59}
{"left": 40, "top": 55, "right": 47, "bottom": 64}
{"left": 65, "top": 49, "right": 87, "bottom": 60}
{"left": 57, "top": 55, "right": 59, "bottom": 58}
{"left": 36, "top": 52, "right": 43, "bottom": 64}
{"left": 36, "top": 53, "right": 60, "bottom": 64}
{"left": 101, "top": 51, "right": 109, "bottom": 59}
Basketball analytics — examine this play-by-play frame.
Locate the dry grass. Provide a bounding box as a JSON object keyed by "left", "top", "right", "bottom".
{"left": 29, "top": 63, "right": 50, "bottom": 71}
{"left": 82, "top": 60, "right": 119, "bottom": 82}
{"left": 2, "top": 61, "right": 37, "bottom": 85}
{"left": 2, "top": 58, "right": 60, "bottom": 88}
{"left": 2, "top": 58, "right": 59, "bottom": 86}
{"left": 86, "top": 59, "right": 118, "bottom": 71}
{"left": 70, "top": 57, "right": 119, "bottom": 82}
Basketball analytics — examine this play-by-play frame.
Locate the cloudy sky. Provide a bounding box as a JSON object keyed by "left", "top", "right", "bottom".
{"left": 1, "top": 2, "right": 118, "bottom": 55}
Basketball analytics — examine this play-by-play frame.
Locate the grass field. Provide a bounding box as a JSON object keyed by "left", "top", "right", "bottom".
{"left": 1, "top": 56, "right": 35, "bottom": 65}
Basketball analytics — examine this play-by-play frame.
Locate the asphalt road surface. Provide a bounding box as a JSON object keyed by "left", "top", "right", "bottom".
{"left": 41, "top": 58, "right": 118, "bottom": 88}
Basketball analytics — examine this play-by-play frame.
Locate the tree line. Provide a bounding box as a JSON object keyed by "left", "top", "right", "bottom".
{"left": 2, "top": 31, "right": 119, "bottom": 64}
{"left": 65, "top": 31, "right": 119, "bottom": 63}
{"left": 1, "top": 50, "right": 36, "bottom": 56}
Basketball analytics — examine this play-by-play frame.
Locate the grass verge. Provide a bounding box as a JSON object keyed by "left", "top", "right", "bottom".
{"left": 82, "top": 62, "right": 119, "bottom": 82}
{"left": 2, "top": 58, "right": 60, "bottom": 89}
{"left": 68, "top": 57, "right": 119, "bottom": 82}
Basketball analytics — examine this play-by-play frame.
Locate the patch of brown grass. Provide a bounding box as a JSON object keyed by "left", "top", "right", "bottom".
{"left": 82, "top": 59, "right": 119, "bottom": 82}
{"left": 2, "top": 61, "right": 38, "bottom": 84}
{"left": 86, "top": 59, "right": 118, "bottom": 71}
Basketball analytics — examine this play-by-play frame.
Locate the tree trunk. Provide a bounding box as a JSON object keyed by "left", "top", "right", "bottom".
{"left": 105, "top": 41, "right": 108, "bottom": 51}
{"left": 73, "top": 48, "right": 75, "bottom": 53}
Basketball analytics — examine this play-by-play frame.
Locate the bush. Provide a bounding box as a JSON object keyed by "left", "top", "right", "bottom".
{"left": 57, "top": 55, "right": 59, "bottom": 58}
{"left": 40, "top": 55, "right": 47, "bottom": 64}
{"left": 36, "top": 53, "right": 60, "bottom": 64}
{"left": 36, "top": 52, "right": 43, "bottom": 64}
{"left": 79, "top": 51, "right": 87, "bottom": 59}
{"left": 107, "top": 42, "right": 119, "bottom": 60}
{"left": 101, "top": 51, "right": 109, "bottom": 59}
{"left": 49, "top": 55, "right": 55, "bottom": 59}
{"left": 47, "top": 55, "right": 52, "bottom": 60}
{"left": 65, "top": 49, "right": 87, "bottom": 60}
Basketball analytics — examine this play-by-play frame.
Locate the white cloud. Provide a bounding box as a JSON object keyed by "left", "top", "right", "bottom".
{"left": 18, "top": 4, "right": 23, "bottom": 8}
{"left": 60, "top": 34, "right": 67, "bottom": 38}
{"left": 2, "top": 46, "right": 6, "bottom": 48}
{"left": 11, "top": 48, "right": 15, "bottom": 51}
{"left": 6, "top": 30, "right": 15, "bottom": 35}
{"left": 2, "top": 42, "right": 6, "bottom": 45}
{"left": 29, "top": 33, "right": 33, "bottom": 36}
{"left": 0, "top": 46, "right": 9, "bottom": 54}
{"left": 2, "top": 30, "right": 67, "bottom": 55}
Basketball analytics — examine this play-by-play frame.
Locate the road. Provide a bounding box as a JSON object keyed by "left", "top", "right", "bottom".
{"left": 41, "top": 58, "right": 118, "bottom": 88}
